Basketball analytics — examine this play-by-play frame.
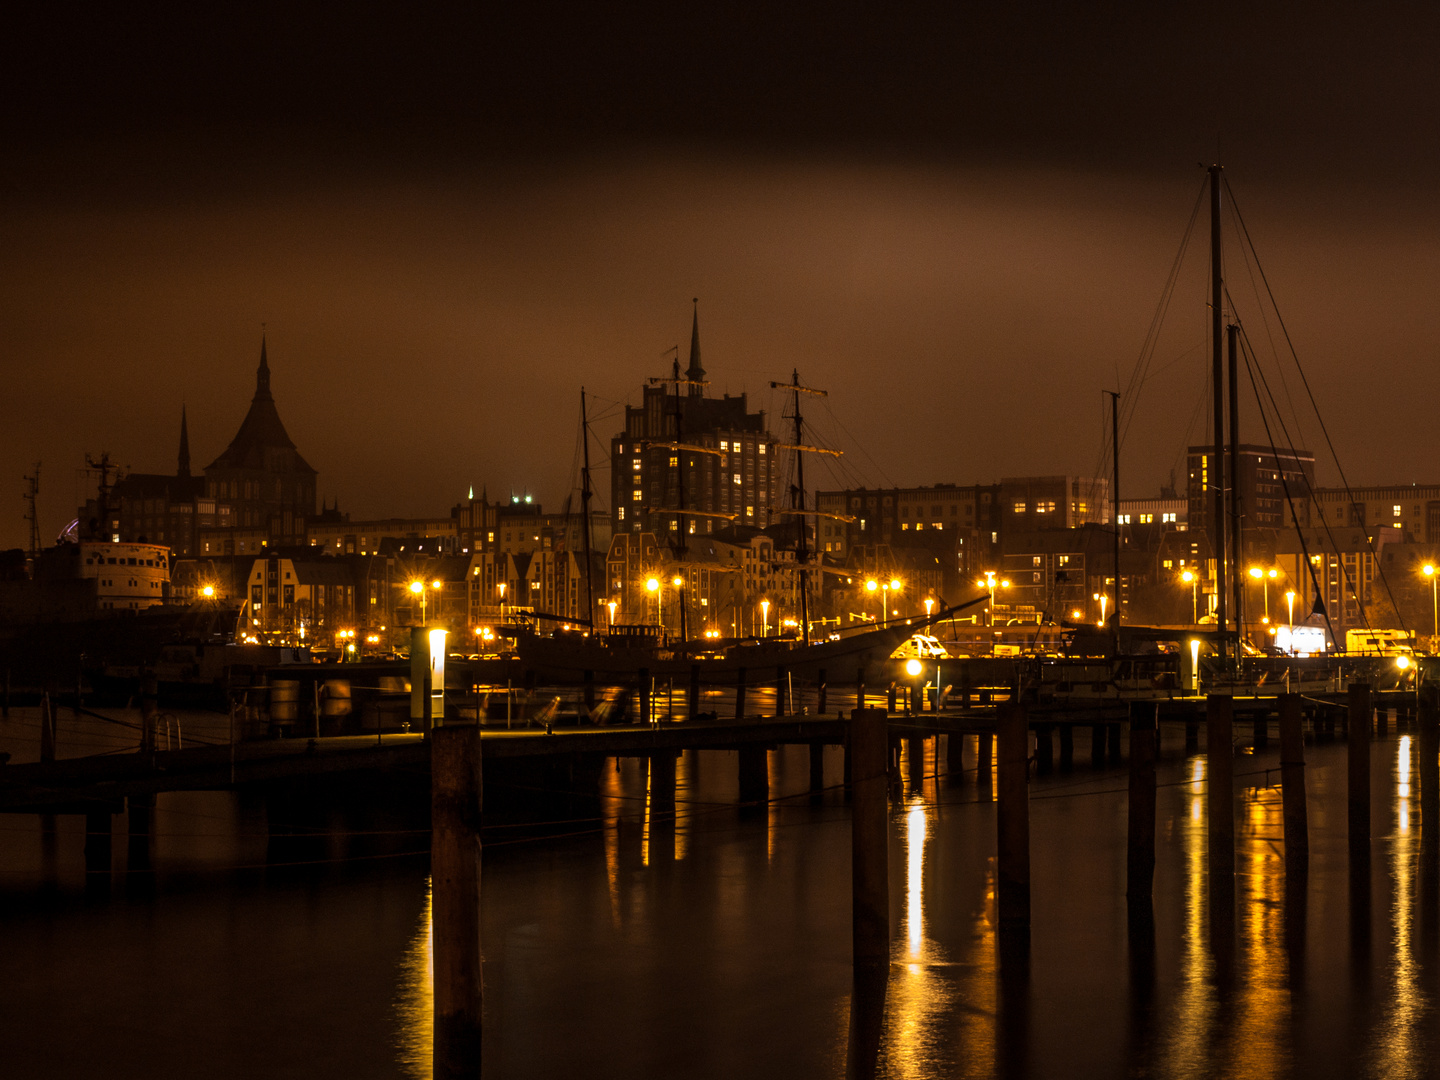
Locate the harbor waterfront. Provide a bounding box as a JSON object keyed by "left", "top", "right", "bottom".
{"left": 3, "top": 694, "right": 1439, "bottom": 1078}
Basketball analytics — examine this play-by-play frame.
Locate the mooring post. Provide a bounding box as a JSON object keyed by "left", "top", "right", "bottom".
{"left": 735, "top": 667, "right": 748, "bottom": 722}
{"left": 738, "top": 745, "right": 768, "bottom": 806}
{"left": 997, "top": 703, "right": 1031, "bottom": 930}
{"left": 40, "top": 691, "right": 55, "bottom": 764}
{"left": 946, "top": 731, "right": 965, "bottom": 786}
{"left": 851, "top": 707, "right": 890, "bottom": 969}
{"left": 1419, "top": 686, "right": 1439, "bottom": 848}
{"left": 1127, "top": 704, "right": 1157, "bottom": 902}
{"left": 886, "top": 683, "right": 897, "bottom": 714}
{"left": 1034, "top": 724, "right": 1053, "bottom": 775}
{"left": 688, "top": 665, "right": 700, "bottom": 721}
{"left": 1349, "top": 682, "right": 1372, "bottom": 856}
{"left": 907, "top": 735, "right": 926, "bottom": 788}
{"left": 431, "top": 722, "right": 483, "bottom": 1079}
{"left": 809, "top": 742, "right": 825, "bottom": 794}
{"left": 1279, "top": 693, "right": 1308, "bottom": 866}
{"left": 1207, "top": 694, "right": 1234, "bottom": 880}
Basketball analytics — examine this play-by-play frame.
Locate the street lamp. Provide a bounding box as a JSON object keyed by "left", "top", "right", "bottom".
{"left": 1285, "top": 589, "right": 1296, "bottom": 626}
{"left": 924, "top": 597, "right": 934, "bottom": 619}
{"left": 981, "top": 571, "right": 1007, "bottom": 627}
{"left": 1093, "top": 591, "right": 1108, "bottom": 627}
{"left": 607, "top": 599, "right": 617, "bottom": 629}
{"left": 409, "top": 579, "right": 426, "bottom": 624}
{"left": 1181, "top": 569, "right": 1198, "bottom": 625}
{"left": 1425, "top": 564, "right": 1438, "bottom": 645}
{"left": 760, "top": 598, "right": 770, "bottom": 638}
{"left": 497, "top": 581, "right": 507, "bottom": 623}
{"left": 1248, "top": 566, "right": 1277, "bottom": 624}
{"left": 646, "top": 576, "right": 661, "bottom": 628}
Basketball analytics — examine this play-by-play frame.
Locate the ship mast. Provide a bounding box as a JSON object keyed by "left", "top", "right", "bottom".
{"left": 1209, "top": 164, "right": 1228, "bottom": 656}
{"left": 769, "top": 371, "right": 832, "bottom": 647}
{"left": 22, "top": 463, "right": 40, "bottom": 562}
{"left": 579, "top": 388, "right": 595, "bottom": 628}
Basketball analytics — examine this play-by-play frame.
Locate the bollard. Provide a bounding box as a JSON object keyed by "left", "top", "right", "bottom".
{"left": 1127, "top": 704, "right": 1157, "bottom": 902}
{"left": 1349, "top": 682, "right": 1371, "bottom": 854}
{"left": 735, "top": 667, "right": 748, "bottom": 722}
{"left": 809, "top": 742, "right": 825, "bottom": 794}
{"left": 1058, "top": 724, "right": 1073, "bottom": 771}
{"left": 977, "top": 732, "right": 994, "bottom": 792}
{"left": 738, "top": 746, "right": 768, "bottom": 805}
{"left": 851, "top": 708, "right": 890, "bottom": 969}
{"left": 1279, "top": 693, "right": 1308, "bottom": 865}
{"left": 431, "top": 723, "right": 483, "bottom": 1079}
{"left": 946, "top": 731, "right": 965, "bottom": 786}
{"left": 997, "top": 703, "right": 1031, "bottom": 929}
{"left": 688, "top": 665, "right": 700, "bottom": 721}
{"left": 1207, "top": 694, "right": 1234, "bottom": 880}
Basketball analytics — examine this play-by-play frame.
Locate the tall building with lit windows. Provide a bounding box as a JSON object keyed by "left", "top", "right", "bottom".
{"left": 1185, "top": 444, "right": 1314, "bottom": 540}
{"left": 609, "top": 307, "right": 779, "bottom": 539}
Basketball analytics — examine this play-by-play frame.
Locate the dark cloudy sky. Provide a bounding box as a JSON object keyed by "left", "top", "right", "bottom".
{"left": 4, "top": 3, "right": 1440, "bottom": 550}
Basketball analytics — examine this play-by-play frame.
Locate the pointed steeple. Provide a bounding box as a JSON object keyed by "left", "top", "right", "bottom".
{"left": 255, "top": 334, "right": 272, "bottom": 401}
{"left": 177, "top": 405, "right": 191, "bottom": 478}
{"left": 686, "top": 298, "right": 705, "bottom": 397}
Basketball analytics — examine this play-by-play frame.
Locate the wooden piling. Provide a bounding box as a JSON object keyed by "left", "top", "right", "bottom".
{"left": 734, "top": 667, "right": 748, "bottom": 722}
{"left": 1034, "top": 724, "right": 1053, "bottom": 775}
{"left": 1279, "top": 693, "right": 1308, "bottom": 865}
{"left": 1419, "top": 686, "right": 1439, "bottom": 847}
{"left": 738, "top": 746, "right": 768, "bottom": 805}
{"left": 809, "top": 742, "right": 825, "bottom": 793}
{"left": 946, "top": 732, "right": 965, "bottom": 786}
{"left": 977, "top": 732, "right": 994, "bottom": 791}
{"left": 1207, "top": 694, "right": 1234, "bottom": 880}
{"left": 1348, "top": 682, "right": 1371, "bottom": 854}
{"left": 997, "top": 703, "right": 1031, "bottom": 929}
{"left": 850, "top": 707, "right": 890, "bottom": 969}
{"left": 431, "top": 722, "right": 483, "bottom": 1079}
{"left": 886, "top": 684, "right": 897, "bottom": 714}
{"left": 907, "top": 736, "right": 926, "bottom": 787}
{"left": 1127, "top": 704, "right": 1157, "bottom": 901}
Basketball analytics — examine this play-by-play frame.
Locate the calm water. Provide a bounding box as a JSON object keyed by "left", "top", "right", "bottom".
{"left": 1, "top": 702, "right": 1438, "bottom": 1078}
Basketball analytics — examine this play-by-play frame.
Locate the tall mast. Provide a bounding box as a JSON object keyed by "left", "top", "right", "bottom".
{"left": 791, "top": 371, "right": 811, "bottom": 647}
{"left": 1209, "top": 164, "right": 1227, "bottom": 646}
{"left": 1107, "top": 391, "right": 1120, "bottom": 656}
{"left": 23, "top": 463, "right": 40, "bottom": 562}
{"left": 579, "top": 388, "right": 596, "bottom": 628}
{"left": 1227, "top": 323, "right": 1244, "bottom": 647}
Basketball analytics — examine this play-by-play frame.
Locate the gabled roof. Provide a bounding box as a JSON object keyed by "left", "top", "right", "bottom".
{"left": 205, "top": 337, "right": 315, "bottom": 475}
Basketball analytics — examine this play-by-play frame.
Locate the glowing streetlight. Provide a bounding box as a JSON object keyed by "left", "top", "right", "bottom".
{"left": 607, "top": 599, "right": 617, "bottom": 629}
{"left": 1248, "top": 566, "right": 1278, "bottom": 624}
{"left": 1425, "top": 564, "right": 1438, "bottom": 645}
{"left": 761, "top": 598, "right": 770, "bottom": 638}
{"left": 1180, "top": 569, "right": 1198, "bottom": 624}
{"left": 1093, "top": 591, "right": 1108, "bottom": 627}
{"left": 201, "top": 584, "right": 215, "bottom": 599}
{"left": 924, "top": 597, "right": 934, "bottom": 619}
{"left": 646, "top": 576, "right": 662, "bottom": 629}
{"left": 409, "top": 579, "right": 428, "bottom": 625}
{"left": 1285, "top": 589, "right": 1296, "bottom": 626}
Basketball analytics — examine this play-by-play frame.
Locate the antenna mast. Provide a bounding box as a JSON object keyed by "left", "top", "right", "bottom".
{"left": 579, "top": 388, "right": 596, "bottom": 629}
{"left": 770, "top": 372, "right": 828, "bottom": 647}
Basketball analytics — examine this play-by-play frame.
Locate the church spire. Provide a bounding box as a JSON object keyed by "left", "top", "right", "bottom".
{"left": 177, "top": 405, "right": 191, "bottom": 477}
{"left": 255, "top": 334, "right": 272, "bottom": 401}
{"left": 686, "top": 298, "right": 705, "bottom": 397}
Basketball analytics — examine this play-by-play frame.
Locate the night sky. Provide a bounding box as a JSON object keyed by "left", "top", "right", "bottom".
{"left": 5, "top": 4, "right": 1440, "bottom": 550}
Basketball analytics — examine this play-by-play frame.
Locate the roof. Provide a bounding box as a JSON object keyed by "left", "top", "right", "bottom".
{"left": 205, "top": 337, "right": 315, "bottom": 475}
{"left": 290, "top": 561, "right": 355, "bottom": 586}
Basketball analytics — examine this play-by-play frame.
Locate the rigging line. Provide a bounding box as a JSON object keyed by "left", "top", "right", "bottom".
{"left": 1229, "top": 300, "right": 1397, "bottom": 637}
{"left": 1224, "top": 178, "right": 1375, "bottom": 537}
{"left": 1118, "top": 175, "right": 1208, "bottom": 449}
{"left": 820, "top": 399, "right": 894, "bottom": 489}
{"left": 1238, "top": 334, "right": 1338, "bottom": 646}
{"left": 1168, "top": 362, "right": 1211, "bottom": 491}
{"left": 1238, "top": 325, "right": 1359, "bottom": 648}
{"left": 1226, "top": 194, "right": 1312, "bottom": 458}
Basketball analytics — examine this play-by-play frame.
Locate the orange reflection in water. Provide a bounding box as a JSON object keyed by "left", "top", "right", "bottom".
{"left": 1160, "top": 754, "right": 1214, "bottom": 1074}
{"left": 395, "top": 880, "right": 433, "bottom": 1079}
{"left": 1370, "top": 733, "right": 1425, "bottom": 1076}
{"left": 1228, "top": 784, "right": 1289, "bottom": 1077}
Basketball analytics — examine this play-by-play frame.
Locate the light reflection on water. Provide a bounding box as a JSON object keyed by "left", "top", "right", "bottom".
{"left": 9, "top": 719, "right": 1440, "bottom": 1077}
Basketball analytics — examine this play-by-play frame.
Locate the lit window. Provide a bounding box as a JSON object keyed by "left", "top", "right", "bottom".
{"left": 632, "top": 459, "right": 641, "bottom": 471}
{"left": 618, "top": 507, "right": 625, "bottom": 520}
{"left": 720, "top": 440, "right": 729, "bottom": 451}
{"left": 1140, "top": 513, "right": 1153, "bottom": 524}
{"left": 1013, "top": 501, "right": 1027, "bottom": 513}
{"left": 632, "top": 491, "right": 642, "bottom": 501}
{"left": 669, "top": 456, "right": 679, "bottom": 467}
{"left": 758, "top": 444, "right": 766, "bottom": 455}
{"left": 734, "top": 474, "right": 741, "bottom": 485}
{"left": 746, "top": 506, "right": 754, "bottom": 517}
{"left": 1394, "top": 505, "right": 1403, "bottom": 517}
